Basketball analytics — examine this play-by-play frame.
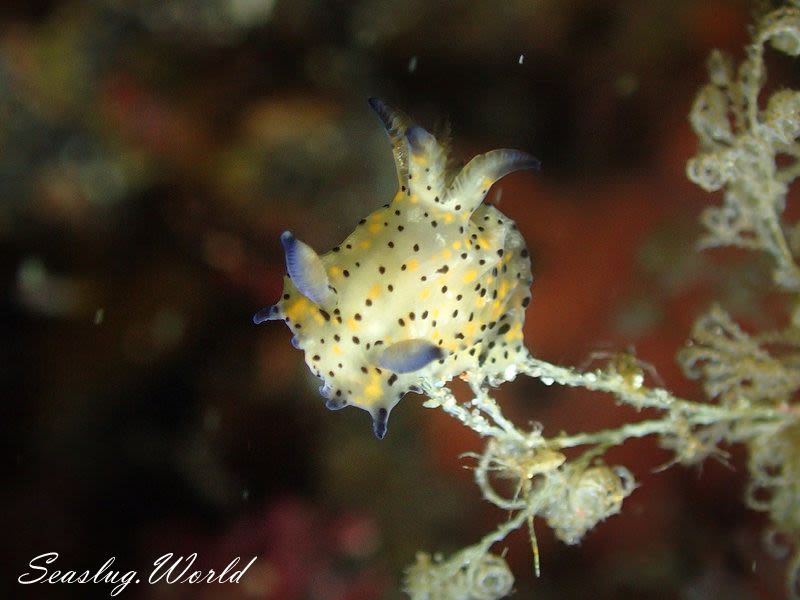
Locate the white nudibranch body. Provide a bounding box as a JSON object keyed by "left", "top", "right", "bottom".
{"left": 254, "top": 98, "right": 538, "bottom": 438}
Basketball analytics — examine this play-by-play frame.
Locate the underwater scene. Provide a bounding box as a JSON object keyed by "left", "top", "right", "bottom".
{"left": 5, "top": 1, "right": 800, "bottom": 598}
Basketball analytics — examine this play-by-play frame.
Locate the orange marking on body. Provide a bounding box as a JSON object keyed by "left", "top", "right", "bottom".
{"left": 285, "top": 298, "right": 310, "bottom": 322}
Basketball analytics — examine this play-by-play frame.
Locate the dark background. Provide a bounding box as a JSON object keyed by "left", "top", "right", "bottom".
{"left": 2, "top": 0, "right": 792, "bottom": 598}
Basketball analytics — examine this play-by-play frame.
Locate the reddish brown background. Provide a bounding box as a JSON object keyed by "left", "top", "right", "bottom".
{"left": 2, "top": 1, "right": 793, "bottom": 598}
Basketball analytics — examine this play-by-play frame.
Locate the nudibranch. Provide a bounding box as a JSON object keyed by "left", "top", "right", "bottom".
{"left": 254, "top": 98, "right": 538, "bottom": 438}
